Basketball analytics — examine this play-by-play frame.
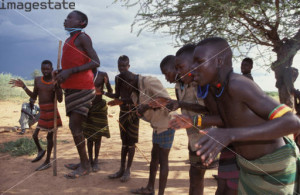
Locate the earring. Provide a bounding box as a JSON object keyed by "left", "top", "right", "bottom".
{"left": 216, "top": 65, "right": 222, "bottom": 88}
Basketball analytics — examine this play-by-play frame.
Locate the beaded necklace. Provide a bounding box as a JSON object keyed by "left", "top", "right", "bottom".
{"left": 41, "top": 76, "right": 53, "bottom": 85}
{"left": 197, "top": 84, "right": 209, "bottom": 99}
{"left": 214, "top": 69, "right": 233, "bottom": 98}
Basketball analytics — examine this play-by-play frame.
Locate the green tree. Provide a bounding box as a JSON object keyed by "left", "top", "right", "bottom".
{"left": 116, "top": 0, "right": 300, "bottom": 107}
{"left": 31, "top": 69, "right": 41, "bottom": 79}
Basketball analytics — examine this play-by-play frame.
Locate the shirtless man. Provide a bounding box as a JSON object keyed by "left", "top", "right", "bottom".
{"left": 10, "top": 60, "right": 63, "bottom": 171}
{"left": 106, "top": 55, "right": 139, "bottom": 182}
{"left": 184, "top": 37, "right": 300, "bottom": 194}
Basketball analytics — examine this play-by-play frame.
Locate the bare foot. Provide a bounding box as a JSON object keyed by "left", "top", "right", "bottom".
{"left": 131, "top": 187, "right": 154, "bottom": 194}
{"left": 120, "top": 169, "right": 130, "bottom": 182}
{"left": 64, "top": 166, "right": 90, "bottom": 179}
{"left": 108, "top": 169, "right": 124, "bottom": 179}
{"left": 64, "top": 163, "right": 80, "bottom": 170}
{"left": 92, "top": 160, "right": 100, "bottom": 172}
{"left": 35, "top": 162, "right": 51, "bottom": 171}
{"left": 32, "top": 150, "right": 46, "bottom": 163}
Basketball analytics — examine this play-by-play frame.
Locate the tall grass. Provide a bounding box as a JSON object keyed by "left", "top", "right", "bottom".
{"left": 0, "top": 73, "right": 33, "bottom": 100}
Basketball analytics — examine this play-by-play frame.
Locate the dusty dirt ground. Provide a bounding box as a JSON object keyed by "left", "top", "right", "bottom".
{"left": 0, "top": 100, "right": 217, "bottom": 195}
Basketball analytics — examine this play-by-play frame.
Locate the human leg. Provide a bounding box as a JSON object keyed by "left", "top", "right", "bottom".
{"left": 32, "top": 128, "right": 46, "bottom": 162}
{"left": 92, "top": 137, "right": 101, "bottom": 172}
{"left": 131, "top": 143, "right": 158, "bottom": 194}
{"left": 108, "top": 144, "right": 127, "bottom": 179}
{"left": 35, "top": 132, "right": 53, "bottom": 171}
{"left": 87, "top": 138, "right": 93, "bottom": 166}
{"left": 189, "top": 165, "right": 206, "bottom": 195}
{"left": 157, "top": 147, "right": 170, "bottom": 195}
{"left": 64, "top": 112, "right": 90, "bottom": 178}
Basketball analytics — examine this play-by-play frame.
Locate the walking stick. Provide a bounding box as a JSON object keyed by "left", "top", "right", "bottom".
{"left": 53, "top": 40, "right": 62, "bottom": 176}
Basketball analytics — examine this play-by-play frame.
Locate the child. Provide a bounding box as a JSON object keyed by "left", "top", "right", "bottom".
{"left": 65, "top": 71, "right": 113, "bottom": 172}
{"left": 106, "top": 55, "right": 139, "bottom": 182}
{"left": 241, "top": 57, "right": 254, "bottom": 81}
{"left": 9, "top": 60, "right": 63, "bottom": 171}
{"left": 117, "top": 71, "right": 175, "bottom": 195}
{"left": 190, "top": 37, "right": 300, "bottom": 194}
{"left": 55, "top": 10, "right": 100, "bottom": 178}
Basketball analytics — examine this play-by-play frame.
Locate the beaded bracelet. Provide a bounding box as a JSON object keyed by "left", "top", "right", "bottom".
{"left": 193, "top": 115, "right": 203, "bottom": 127}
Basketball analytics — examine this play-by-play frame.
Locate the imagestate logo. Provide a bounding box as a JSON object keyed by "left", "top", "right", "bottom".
{"left": 0, "top": 0, "right": 76, "bottom": 12}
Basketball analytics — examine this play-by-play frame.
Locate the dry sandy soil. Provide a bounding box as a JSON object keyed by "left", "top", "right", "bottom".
{"left": 0, "top": 100, "right": 217, "bottom": 195}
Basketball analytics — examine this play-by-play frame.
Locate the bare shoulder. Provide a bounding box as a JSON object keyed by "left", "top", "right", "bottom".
{"left": 228, "top": 73, "right": 264, "bottom": 98}
{"left": 34, "top": 76, "right": 42, "bottom": 85}
{"left": 77, "top": 33, "right": 92, "bottom": 43}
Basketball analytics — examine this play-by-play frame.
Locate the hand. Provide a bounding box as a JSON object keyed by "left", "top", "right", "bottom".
{"left": 166, "top": 100, "right": 179, "bottom": 111}
{"left": 136, "top": 104, "right": 149, "bottom": 117}
{"left": 55, "top": 69, "right": 71, "bottom": 84}
{"left": 168, "top": 115, "right": 193, "bottom": 129}
{"left": 9, "top": 79, "right": 25, "bottom": 88}
{"left": 108, "top": 99, "right": 123, "bottom": 106}
{"left": 195, "top": 128, "right": 231, "bottom": 166}
{"left": 148, "top": 97, "right": 171, "bottom": 108}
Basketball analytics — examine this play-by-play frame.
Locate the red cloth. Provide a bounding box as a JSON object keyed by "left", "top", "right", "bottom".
{"left": 61, "top": 32, "right": 94, "bottom": 89}
{"left": 37, "top": 104, "right": 62, "bottom": 130}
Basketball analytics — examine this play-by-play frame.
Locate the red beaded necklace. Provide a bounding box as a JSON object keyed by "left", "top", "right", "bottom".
{"left": 41, "top": 76, "right": 53, "bottom": 85}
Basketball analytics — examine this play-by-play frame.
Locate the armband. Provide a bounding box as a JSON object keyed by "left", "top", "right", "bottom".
{"left": 268, "top": 104, "right": 292, "bottom": 120}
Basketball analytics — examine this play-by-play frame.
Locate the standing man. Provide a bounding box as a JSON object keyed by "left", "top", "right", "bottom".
{"left": 55, "top": 10, "right": 100, "bottom": 178}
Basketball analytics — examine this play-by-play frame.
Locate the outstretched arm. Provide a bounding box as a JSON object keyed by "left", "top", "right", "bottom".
{"left": 9, "top": 78, "right": 38, "bottom": 100}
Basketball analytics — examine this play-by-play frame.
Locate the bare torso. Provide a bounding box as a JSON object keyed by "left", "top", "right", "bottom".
{"left": 34, "top": 77, "right": 56, "bottom": 104}
{"left": 215, "top": 73, "right": 285, "bottom": 160}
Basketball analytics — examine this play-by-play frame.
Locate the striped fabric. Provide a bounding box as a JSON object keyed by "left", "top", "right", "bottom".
{"left": 218, "top": 146, "right": 240, "bottom": 190}
{"left": 82, "top": 99, "right": 110, "bottom": 141}
{"left": 64, "top": 89, "right": 95, "bottom": 117}
{"left": 152, "top": 129, "right": 175, "bottom": 149}
{"left": 237, "top": 137, "right": 299, "bottom": 195}
{"left": 37, "top": 103, "right": 62, "bottom": 131}
{"left": 119, "top": 107, "right": 139, "bottom": 144}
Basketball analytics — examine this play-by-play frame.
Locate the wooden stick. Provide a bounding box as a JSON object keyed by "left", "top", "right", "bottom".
{"left": 53, "top": 40, "right": 62, "bottom": 176}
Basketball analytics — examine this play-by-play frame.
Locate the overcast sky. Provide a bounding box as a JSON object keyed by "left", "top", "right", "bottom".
{"left": 0, "top": 0, "right": 299, "bottom": 91}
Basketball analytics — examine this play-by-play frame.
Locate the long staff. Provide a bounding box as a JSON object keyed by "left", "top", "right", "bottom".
{"left": 53, "top": 40, "right": 62, "bottom": 176}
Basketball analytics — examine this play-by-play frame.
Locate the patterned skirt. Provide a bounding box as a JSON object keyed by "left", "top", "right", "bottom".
{"left": 37, "top": 103, "right": 62, "bottom": 132}
{"left": 64, "top": 89, "right": 95, "bottom": 117}
{"left": 82, "top": 99, "right": 110, "bottom": 141}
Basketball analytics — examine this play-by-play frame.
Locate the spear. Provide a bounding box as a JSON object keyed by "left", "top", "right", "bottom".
{"left": 53, "top": 40, "right": 62, "bottom": 176}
